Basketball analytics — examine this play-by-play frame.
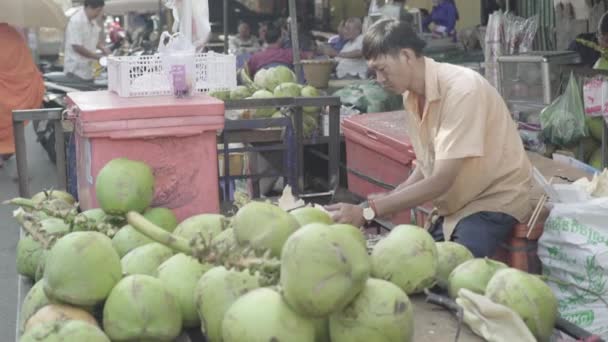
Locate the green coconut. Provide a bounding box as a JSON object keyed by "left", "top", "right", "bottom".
{"left": 274, "top": 82, "right": 302, "bottom": 97}
{"left": 142, "top": 207, "right": 178, "bottom": 232}
{"left": 280, "top": 223, "right": 371, "bottom": 317}
{"left": 94, "top": 158, "right": 155, "bottom": 215}
{"left": 210, "top": 89, "right": 232, "bottom": 101}
{"left": 157, "top": 253, "right": 212, "bottom": 328}
{"left": 435, "top": 242, "right": 474, "bottom": 290}
{"left": 73, "top": 208, "right": 108, "bottom": 231}
{"left": 330, "top": 278, "right": 414, "bottom": 342}
{"left": 447, "top": 258, "right": 508, "bottom": 299}
{"left": 248, "top": 90, "right": 276, "bottom": 118}
{"left": 210, "top": 227, "right": 237, "bottom": 250}
{"left": 371, "top": 225, "right": 438, "bottom": 294}
{"left": 102, "top": 274, "right": 182, "bottom": 341}
{"left": 43, "top": 231, "right": 122, "bottom": 306}
{"left": 485, "top": 268, "right": 558, "bottom": 342}
{"left": 112, "top": 207, "right": 179, "bottom": 257}
{"left": 31, "top": 190, "right": 76, "bottom": 206}
{"left": 313, "top": 318, "right": 331, "bottom": 342}
{"left": 330, "top": 224, "right": 366, "bottom": 249}
{"left": 229, "top": 85, "right": 253, "bottom": 100}
{"left": 301, "top": 85, "right": 321, "bottom": 113}
{"left": 587, "top": 116, "right": 604, "bottom": 141}
{"left": 20, "top": 320, "right": 110, "bottom": 342}
{"left": 589, "top": 147, "right": 602, "bottom": 170}
{"left": 222, "top": 287, "right": 316, "bottom": 342}
{"left": 290, "top": 207, "right": 333, "bottom": 226}
{"left": 173, "top": 213, "right": 227, "bottom": 244}
{"left": 18, "top": 281, "right": 52, "bottom": 335}
{"left": 120, "top": 243, "right": 174, "bottom": 277}
{"left": 34, "top": 254, "right": 47, "bottom": 282}
{"left": 231, "top": 201, "right": 300, "bottom": 257}
{"left": 195, "top": 266, "right": 261, "bottom": 342}
{"left": 17, "top": 218, "right": 70, "bottom": 279}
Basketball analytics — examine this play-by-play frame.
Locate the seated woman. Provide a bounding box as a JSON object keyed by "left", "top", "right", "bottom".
{"left": 423, "top": 0, "right": 459, "bottom": 38}
{"left": 567, "top": 12, "right": 608, "bottom": 69}
{"left": 0, "top": 24, "right": 45, "bottom": 168}
{"left": 246, "top": 22, "right": 313, "bottom": 77}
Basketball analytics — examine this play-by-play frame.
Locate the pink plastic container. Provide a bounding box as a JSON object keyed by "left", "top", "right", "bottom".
{"left": 342, "top": 111, "right": 430, "bottom": 225}
{"left": 66, "top": 91, "right": 225, "bottom": 222}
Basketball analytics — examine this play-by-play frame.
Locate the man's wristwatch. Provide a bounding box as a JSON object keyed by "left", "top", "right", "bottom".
{"left": 362, "top": 199, "right": 377, "bottom": 222}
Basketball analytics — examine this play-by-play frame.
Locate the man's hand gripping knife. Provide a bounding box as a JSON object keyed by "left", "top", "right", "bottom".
{"left": 326, "top": 158, "right": 464, "bottom": 226}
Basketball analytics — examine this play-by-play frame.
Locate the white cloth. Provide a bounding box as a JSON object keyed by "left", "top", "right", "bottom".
{"left": 455, "top": 289, "right": 536, "bottom": 342}
{"left": 63, "top": 7, "right": 101, "bottom": 80}
{"left": 336, "top": 35, "right": 368, "bottom": 79}
{"left": 380, "top": 3, "right": 403, "bottom": 20}
{"left": 368, "top": 0, "right": 381, "bottom": 16}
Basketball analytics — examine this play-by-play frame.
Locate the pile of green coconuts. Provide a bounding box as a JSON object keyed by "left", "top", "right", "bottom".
{"left": 7, "top": 157, "right": 559, "bottom": 342}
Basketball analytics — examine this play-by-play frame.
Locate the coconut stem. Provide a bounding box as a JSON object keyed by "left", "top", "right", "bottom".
{"left": 126, "top": 211, "right": 193, "bottom": 254}
{"left": 540, "top": 275, "right": 608, "bottom": 309}
{"left": 4, "top": 197, "right": 78, "bottom": 223}
{"left": 13, "top": 210, "right": 53, "bottom": 249}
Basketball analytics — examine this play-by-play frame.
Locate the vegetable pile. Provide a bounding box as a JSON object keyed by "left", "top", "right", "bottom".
{"left": 8, "top": 158, "right": 560, "bottom": 341}
{"left": 211, "top": 66, "right": 323, "bottom": 138}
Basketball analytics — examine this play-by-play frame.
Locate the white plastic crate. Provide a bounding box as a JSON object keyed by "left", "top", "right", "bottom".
{"left": 107, "top": 52, "right": 237, "bottom": 97}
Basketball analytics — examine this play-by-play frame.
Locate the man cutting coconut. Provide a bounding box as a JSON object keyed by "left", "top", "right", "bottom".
{"left": 327, "top": 18, "right": 532, "bottom": 258}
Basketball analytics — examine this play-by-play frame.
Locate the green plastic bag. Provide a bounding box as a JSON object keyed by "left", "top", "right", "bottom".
{"left": 540, "top": 72, "right": 587, "bottom": 147}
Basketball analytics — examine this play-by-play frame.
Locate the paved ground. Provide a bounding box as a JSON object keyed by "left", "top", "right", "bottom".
{"left": 0, "top": 127, "right": 57, "bottom": 340}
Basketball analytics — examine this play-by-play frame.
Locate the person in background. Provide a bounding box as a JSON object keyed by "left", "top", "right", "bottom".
{"left": 567, "top": 12, "right": 608, "bottom": 68}
{"left": 229, "top": 21, "right": 261, "bottom": 55}
{"left": 423, "top": 0, "right": 459, "bottom": 38}
{"left": 258, "top": 22, "right": 269, "bottom": 48}
{"left": 0, "top": 24, "right": 45, "bottom": 168}
{"left": 281, "top": 17, "right": 317, "bottom": 53}
{"left": 246, "top": 22, "right": 313, "bottom": 77}
{"left": 327, "top": 19, "right": 532, "bottom": 258}
{"left": 63, "top": 0, "right": 110, "bottom": 81}
{"left": 328, "top": 20, "right": 348, "bottom": 53}
{"left": 334, "top": 18, "right": 368, "bottom": 79}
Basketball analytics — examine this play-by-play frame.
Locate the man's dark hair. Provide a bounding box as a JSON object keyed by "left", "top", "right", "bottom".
{"left": 265, "top": 22, "right": 282, "bottom": 45}
{"left": 84, "top": 0, "right": 105, "bottom": 9}
{"left": 600, "top": 12, "right": 608, "bottom": 34}
{"left": 362, "top": 18, "right": 426, "bottom": 60}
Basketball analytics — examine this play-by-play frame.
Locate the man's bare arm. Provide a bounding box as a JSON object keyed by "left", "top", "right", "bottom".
{"left": 372, "top": 158, "right": 465, "bottom": 217}
{"left": 72, "top": 44, "right": 99, "bottom": 60}
{"left": 394, "top": 165, "right": 424, "bottom": 192}
{"left": 338, "top": 49, "right": 362, "bottom": 58}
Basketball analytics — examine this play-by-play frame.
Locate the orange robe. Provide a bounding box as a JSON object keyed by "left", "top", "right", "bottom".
{"left": 0, "top": 24, "right": 45, "bottom": 154}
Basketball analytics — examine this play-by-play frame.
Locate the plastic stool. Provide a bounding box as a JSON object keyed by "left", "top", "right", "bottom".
{"left": 492, "top": 222, "right": 544, "bottom": 274}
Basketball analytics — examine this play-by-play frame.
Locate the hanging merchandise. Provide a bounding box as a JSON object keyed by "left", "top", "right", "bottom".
{"left": 583, "top": 76, "right": 608, "bottom": 117}
{"left": 157, "top": 0, "right": 212, "bottom": 97}
{"left": 164, "top": 0, "right": 211, "bottom": 50}
{"left": 540, "top": 72, "right": 587, "bottom": 147}
{"left": 484, "top": 11, "right": 504, "bottom": 88}
{"left": 158, "top": 31, "right": 196, "bottom": 97}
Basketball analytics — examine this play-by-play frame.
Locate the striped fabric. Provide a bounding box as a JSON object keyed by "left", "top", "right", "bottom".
{"left": 516, "top": 0, "right": 556, "bottom": 51}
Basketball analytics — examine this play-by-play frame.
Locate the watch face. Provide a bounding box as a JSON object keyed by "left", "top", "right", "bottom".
{"left": 363, "top": 207, "right": 375, "bottom": 221}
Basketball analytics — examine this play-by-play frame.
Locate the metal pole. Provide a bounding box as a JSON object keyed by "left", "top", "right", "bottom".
{"left": 223, "top": 0, "right": 229, "bottom": 53}
{"left": 328, "top": 104, "right": 340, "bottom": 191}
{"left": 288, "top": 0, "right": 304, "bottom": 84}
{"left": 13, "top": 120, "right": 29, "bottom": 198}
{"left": 54, "top": 121, "right": 67, "bottom": 191}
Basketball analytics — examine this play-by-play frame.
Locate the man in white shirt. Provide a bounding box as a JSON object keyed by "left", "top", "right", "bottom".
{"left": 63, "top": 0, "right": 109, "bottom": 81}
